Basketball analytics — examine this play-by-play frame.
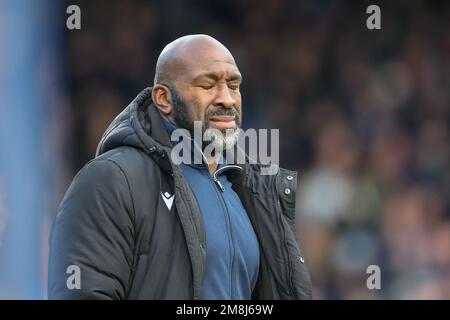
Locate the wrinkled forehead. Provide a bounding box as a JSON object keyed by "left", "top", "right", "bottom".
{"left": 176, "top": 43, "right": 241, "bottom": 82}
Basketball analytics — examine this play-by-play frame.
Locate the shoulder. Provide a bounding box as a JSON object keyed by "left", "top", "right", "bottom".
{"left": 68, "top": 146, "right": 160, "bottom": 200}
{"left": 93, "top": 146, "right": 162, "bottom": 179}
{"left": 95, "top": 146, "right": 150, "bottom": 169}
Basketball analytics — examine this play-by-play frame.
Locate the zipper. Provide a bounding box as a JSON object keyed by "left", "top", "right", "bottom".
{"left": 212, "top": 165, "right": 242, "bottom": 192}
{"left": 203, "top": 168, "right": 234, "bottom": 297}
{"left": 213, "top": 176, "right": 225, "bottom": 192}
{"left": 206, "top": 164, "right": 243, "bottom": 297}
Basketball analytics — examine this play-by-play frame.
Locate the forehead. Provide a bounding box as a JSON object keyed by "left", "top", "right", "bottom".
{"left": 179, "top": 45, "right": 241, "bottom": 81}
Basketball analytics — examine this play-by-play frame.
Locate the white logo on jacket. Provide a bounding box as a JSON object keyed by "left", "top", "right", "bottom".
{"left": 161, "top": 192, "right": 175, "bottom": 210}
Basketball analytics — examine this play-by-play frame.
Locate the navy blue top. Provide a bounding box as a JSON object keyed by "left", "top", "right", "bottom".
{"left": 163, "top": 120, "right": 260, "bottom": 299}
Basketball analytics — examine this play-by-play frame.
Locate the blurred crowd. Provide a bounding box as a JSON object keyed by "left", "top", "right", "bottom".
{"left": 65, "top": 0, "right": 450, "bottom": 299}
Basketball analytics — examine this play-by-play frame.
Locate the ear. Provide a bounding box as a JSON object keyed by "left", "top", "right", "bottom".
{"left": 152, "top": 84, "right": 173, "bottom": 118}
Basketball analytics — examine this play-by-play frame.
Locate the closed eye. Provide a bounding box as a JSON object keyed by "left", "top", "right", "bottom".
{"left": 228, "top": 83, "right": 240, "bottom": 90}
{"left": 199, "top": 84, "right": 215, "bottom": 90}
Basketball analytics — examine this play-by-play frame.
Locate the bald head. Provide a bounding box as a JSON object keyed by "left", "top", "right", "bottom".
{"left": 151, "top": 34, "right": 242, "bottom": 145}
{"left": 154, "top": 34, "right": 236, "bottom": 87}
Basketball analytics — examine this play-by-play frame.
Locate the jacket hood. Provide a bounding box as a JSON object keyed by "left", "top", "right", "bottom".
{"left": 96, "top": 87, "right": 173, "bottom": 173}
{"left": 95, "top": 87, "right": 276, "bottom": 178}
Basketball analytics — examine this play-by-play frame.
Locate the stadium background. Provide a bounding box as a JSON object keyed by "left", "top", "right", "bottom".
{"left": 0, "top": 0, "right": 449, "bottom": 299}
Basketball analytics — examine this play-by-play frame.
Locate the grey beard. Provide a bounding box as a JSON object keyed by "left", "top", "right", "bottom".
{"left": 203, "top": 127, "right": 240, "bottom": 154}
{"left": 170, "top": 86, "right": 241, "bottom": 153}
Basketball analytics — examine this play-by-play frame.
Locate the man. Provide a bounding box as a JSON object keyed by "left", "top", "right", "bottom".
{"left": 48, "top": 34, "right": 312, "bottom": 299}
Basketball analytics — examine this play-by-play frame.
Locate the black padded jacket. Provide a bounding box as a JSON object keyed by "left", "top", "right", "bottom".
{"left": 47, "top": 87, "right": 312, "bottom": 300}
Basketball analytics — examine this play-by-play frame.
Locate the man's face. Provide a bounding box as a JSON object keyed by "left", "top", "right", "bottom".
{"left": 170, "top": 50, "right": 242, "bottom": 151}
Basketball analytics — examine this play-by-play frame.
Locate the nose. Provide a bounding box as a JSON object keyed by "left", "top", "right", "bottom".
{"left": 213, "top": 84, "right": 236, "bottom": 109}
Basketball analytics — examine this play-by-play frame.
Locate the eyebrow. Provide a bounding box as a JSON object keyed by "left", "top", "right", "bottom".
{"left": 192, "top": 72, "right": 242, "bottom": 83}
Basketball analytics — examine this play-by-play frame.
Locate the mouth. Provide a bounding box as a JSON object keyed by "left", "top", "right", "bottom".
{"left": 208, "top": 115, "right": 236, "bottom": 129}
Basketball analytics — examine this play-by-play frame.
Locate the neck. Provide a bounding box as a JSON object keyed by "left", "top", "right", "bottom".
{"left": 204, "top": 152, "right": 222, "bottom": 175}
{"left": 207, "top": 162, "right": 218, "bottom": 175}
